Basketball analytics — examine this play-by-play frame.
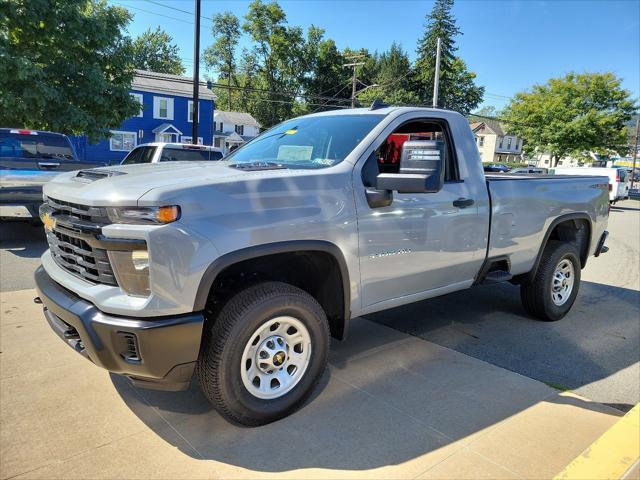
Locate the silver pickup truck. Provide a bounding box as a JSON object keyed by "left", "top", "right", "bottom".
{"left": 34, "top": 106, "right": 610, "bottom": 426}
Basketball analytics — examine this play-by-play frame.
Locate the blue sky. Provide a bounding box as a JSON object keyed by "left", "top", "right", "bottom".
{"left": 111, "top": 0, "right": 640, "bottom": 110}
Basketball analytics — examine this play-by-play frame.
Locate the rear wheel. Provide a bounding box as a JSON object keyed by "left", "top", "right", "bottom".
{"left": 197, "top": 281, "right": 330, "bottom": 426}
{"left": 520, "top": 240, "right": 581, "bottom": 321}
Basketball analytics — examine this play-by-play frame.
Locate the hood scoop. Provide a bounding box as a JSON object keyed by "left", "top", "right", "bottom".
{"left": 230, "top": 161, "right": 287, "bottom": 171}
{"left": 74, "top": 169, "right": 127, "bottom": 183}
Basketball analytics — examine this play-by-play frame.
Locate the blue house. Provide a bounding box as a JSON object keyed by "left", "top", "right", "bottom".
{"left": 72, "top": 70, "right": 217, "bottom": 164}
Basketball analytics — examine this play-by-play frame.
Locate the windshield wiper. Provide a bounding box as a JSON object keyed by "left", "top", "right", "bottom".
{"left": 230, "top": 161, "right": 288, "bottom": 171}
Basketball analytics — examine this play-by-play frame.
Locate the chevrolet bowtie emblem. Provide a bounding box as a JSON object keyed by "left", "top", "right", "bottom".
{"left": 42, "top": 212, "right": 56, "bottom": 232}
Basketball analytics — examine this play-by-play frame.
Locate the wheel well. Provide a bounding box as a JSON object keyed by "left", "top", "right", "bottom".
{"left": 547, "top": 218, "right": 591, "bottom": 268}
{"left": 205, "top": 251, "right": 348, "bottom": 340}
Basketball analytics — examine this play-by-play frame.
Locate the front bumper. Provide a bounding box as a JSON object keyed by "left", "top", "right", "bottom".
{"left": 34, "top": 266, "right": 204, "bottom": 391}
{"left": 0, "top": 185, "right": 43, "bottom": 218}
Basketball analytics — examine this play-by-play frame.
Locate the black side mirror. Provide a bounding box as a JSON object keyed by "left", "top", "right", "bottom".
{"left": 376, "top": 140, "right": 445, "bottom": 193}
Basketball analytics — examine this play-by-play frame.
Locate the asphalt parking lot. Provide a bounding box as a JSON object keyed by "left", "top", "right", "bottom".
{"left": 0, "top": 201, "right": 638, "bottom": 479}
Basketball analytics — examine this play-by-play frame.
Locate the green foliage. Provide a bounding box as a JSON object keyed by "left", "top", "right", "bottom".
{"left": 357, "top": 43, "right": 420, "bottom": 106}
{"left": 204, "top": 12, "right": 241, "bottom": 110}
{"left": 0, "top": 0, "right": 139, "bottom": 142}
{"left": 132, "top": 26, "right": 185, "bottom": 75}
{"left": 414, "top": 0, "right": 484, "bottom": 114}
{"left": 502, "top": 72, "right": 638, "bottom": 167}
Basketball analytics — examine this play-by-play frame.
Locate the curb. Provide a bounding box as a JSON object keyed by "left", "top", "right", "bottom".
{"left": 554, "top": 403, "right": 640, "bottom": 480}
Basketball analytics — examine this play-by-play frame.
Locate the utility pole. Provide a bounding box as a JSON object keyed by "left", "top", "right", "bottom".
{"left": 432, "top": 37, "right": 441, "bottom": 108}
{"left": 631, "top": 117, "right": 639, "bottom": 192}
{"left": 191, "top": 0, "right": 201, "bottom": 142}
{"left": 343, "top": 55, "right": 365, "bottom": 108}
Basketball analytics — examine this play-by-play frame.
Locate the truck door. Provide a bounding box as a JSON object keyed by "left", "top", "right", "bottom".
{"left": 355, "top": 116, "right": 489, "bottom": 311}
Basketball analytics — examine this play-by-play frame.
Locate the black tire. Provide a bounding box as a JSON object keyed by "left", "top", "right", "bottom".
{"left": 520, "top": 240, "right": 581, "bottom": 321}
{"left": 197, "top": 281, "right": 330, "bottom": 426}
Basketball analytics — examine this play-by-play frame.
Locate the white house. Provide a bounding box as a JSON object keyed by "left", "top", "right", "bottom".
{"left": 470, "top": 120, "right": 524, "bottom": 163}
{"left": 213, "top": 111, "right": 261, "bottom": 153}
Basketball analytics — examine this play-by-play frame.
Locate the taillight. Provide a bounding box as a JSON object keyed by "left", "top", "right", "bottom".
{"left": 616, "top": 171, "right": 621, "bottom": 182}
{"left": 9, "top": 129, "right": 36, "bottom": 135}
{"left": 608, "top": 183, "right": 613, "bottom": 191}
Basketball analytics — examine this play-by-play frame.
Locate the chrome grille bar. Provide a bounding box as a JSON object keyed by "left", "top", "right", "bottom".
{"left": 44, "top": 197, "right": 117, "bottom": 286}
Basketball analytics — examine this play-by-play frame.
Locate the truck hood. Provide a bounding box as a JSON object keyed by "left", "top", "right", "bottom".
{"left": 43, "top": 161, "right": 302, "bottom": 206}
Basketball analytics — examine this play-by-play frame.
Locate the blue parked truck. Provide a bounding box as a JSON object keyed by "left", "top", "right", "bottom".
{"left": 34, "top": 107, "right": 610, "bottom": 426}
{"left": 0, "top": 128, "right": 101, "bottom": 219}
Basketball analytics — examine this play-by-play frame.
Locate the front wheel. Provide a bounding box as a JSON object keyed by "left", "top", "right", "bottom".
{"left": 197, "top": 281, "right": 330, "bottom": 426}
{"left": 520, "top": 240, "right": 581, "bottom": 321}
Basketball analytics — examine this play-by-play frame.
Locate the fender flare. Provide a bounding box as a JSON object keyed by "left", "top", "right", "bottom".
{"left": 525, "top": 212, "right": 593, "bottom": 282}
{"left": 193, "top": 240, "right": 351, "bottom": 336}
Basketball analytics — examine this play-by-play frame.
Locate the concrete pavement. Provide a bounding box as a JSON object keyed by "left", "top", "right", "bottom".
{"left": 0, "top": 288, "right": 626, "bottom": 479}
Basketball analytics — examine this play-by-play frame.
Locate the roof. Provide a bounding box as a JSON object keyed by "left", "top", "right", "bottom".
{"left": 132, "top": 70, "right": 216, "bottom": 100}
{"left": 470, "top": 119, "right": 506, "bottom": 137}
{"left": 214, "top": 111, "right": 261, "bottom": 128}
{"left": 152, "top": 123, "right": 183, "bottom": 135}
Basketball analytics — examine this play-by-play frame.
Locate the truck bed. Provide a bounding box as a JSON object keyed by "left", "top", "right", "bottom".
{"left": 484, "top": 174, "right": 610, "bottom": 277}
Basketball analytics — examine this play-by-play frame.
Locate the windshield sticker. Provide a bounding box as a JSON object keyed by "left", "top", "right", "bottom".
{"left": 277, "top": 145, "right": 313, "bottom": 162}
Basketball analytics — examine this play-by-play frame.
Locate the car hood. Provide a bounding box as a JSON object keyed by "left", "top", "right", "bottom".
{"left": 43, "top": 161, "right": 301, "bottom": 206}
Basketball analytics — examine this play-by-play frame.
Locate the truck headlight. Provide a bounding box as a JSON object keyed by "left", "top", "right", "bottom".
{"left": 106, "top": 206, "right": 180, "bottom": 225}
{"left": 108, "top": 250, "right": 150, "bottom": 297}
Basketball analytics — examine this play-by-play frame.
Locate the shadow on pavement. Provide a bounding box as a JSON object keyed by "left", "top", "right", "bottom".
{"left": 365, "top": 281, "right": 640, "bottom": 411}
{"left": 0, "top": 220, "right": 47, "bottom": 259}
{"left": 110, "top": 281, "right": 632, "bottom": 471}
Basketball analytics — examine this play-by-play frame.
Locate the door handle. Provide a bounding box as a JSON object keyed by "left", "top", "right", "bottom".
{"left": 38, "top": 162, "right": 60, "bottom": 169}
{"left": 453, "top": 197, "right": 474, "bottom": 208}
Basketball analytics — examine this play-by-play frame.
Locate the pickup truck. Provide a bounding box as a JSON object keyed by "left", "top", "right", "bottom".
{"left": 34, "top": 106, "right": 610, "bottom": 426}
{"left": 0, "top": 128, "right": 101, "bottom": 219}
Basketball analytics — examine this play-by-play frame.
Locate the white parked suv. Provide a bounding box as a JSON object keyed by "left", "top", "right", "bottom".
{"left": 120, "top": 142, "right": 224, "bottom": 164}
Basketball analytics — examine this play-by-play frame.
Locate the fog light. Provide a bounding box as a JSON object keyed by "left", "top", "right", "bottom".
{"left": 108, "top": 250, "right": 150, "bottom": 297}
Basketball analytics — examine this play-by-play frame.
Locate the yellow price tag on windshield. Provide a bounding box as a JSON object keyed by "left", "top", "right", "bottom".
{"left": 284, "top": 129, "right": 297, "bottom": 135}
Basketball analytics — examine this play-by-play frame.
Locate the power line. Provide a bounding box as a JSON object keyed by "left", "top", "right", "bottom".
{"left": 135, "top": 71, "right": 354, "bottom": 104}
{"left": 142, "top": 0, "right": 214, "bottom": 22}
{"left": 111, "top": 1, "right": 193, "bottom": 24}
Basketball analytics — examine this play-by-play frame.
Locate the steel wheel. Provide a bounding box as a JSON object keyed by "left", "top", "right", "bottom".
{"left": 551, "top": 258, "right": 574, "bottom": 306}
{"left": 240, "top": 316, "right": 312, "bottom": 400}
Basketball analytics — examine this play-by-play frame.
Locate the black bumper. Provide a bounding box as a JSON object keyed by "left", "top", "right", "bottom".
{"left": 34, "top": 266, "right": 204, "bottom": 391}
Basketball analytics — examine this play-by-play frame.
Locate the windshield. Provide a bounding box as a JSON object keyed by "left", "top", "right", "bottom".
{"left": 0, "top": 132, "right": 75, "bottom": 160}
{"left": 226, "top": 114, "right": 385, "bottom": 169}
{"left": 121, "top": 146, "right": 157, "bottom": 165}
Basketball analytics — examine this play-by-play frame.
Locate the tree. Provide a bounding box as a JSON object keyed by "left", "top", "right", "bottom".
{"left": 0, "top": 0, "right": 140, "bottom": 142}
{"left": 357, "top": 43, "right": 420, "bottom": 106}
{"left": 414, "top": 0, "right": 484, "bottom": 114}
{"left": 204, "top": 12, "right": 241, "bottom": 110}
{"left": 132, "top": 26, "right": 185, "bottom": 75}
{"left": 502, "top": 72, "right": 637, "bottom": 167}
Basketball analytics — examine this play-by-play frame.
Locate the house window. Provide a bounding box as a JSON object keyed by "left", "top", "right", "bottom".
{"left": 214, "top": 137, "right": 223, "bottom": 148}
{"left": 498, "top": 137, "right": 503, "bottom": 149}
{"left": 188, "top": 101, "right": 200, "bottom": 123}
{"left": 479, "top": 136, "right": 485, "bottom": 147}
{"left": 153, "top": 97, "right": 174, "bottom": 120}
{"left": 110, "top": 131, "right": 137, "bottom": 151}
{"left": 507, "top": 137, "right": 512, "bottom": 149}
{"left": 235, "top": 124, "right": 244, "bottom": 135}
{"left": 131, "top": 93, "right": 143, "bottom": 117}
{"left": 181, "top": 136, "right": 203, "bottom": 145}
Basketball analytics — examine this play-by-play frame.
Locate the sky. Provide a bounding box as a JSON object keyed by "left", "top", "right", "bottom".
{"left": 110, "top": 0, "right": 640, "bottom": 110}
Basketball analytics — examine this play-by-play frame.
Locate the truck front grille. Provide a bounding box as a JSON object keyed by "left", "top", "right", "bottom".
{"left": 45, "top": 197, "right": 117, "bottom": 286}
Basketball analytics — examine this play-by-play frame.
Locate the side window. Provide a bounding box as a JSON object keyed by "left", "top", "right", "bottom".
{"left": 364, "top": 119, "right": 459, "bottom": 183}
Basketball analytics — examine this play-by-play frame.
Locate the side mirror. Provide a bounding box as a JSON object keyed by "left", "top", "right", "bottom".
{"left": 376, "top": 140, "right": 445, "bottom": 193}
